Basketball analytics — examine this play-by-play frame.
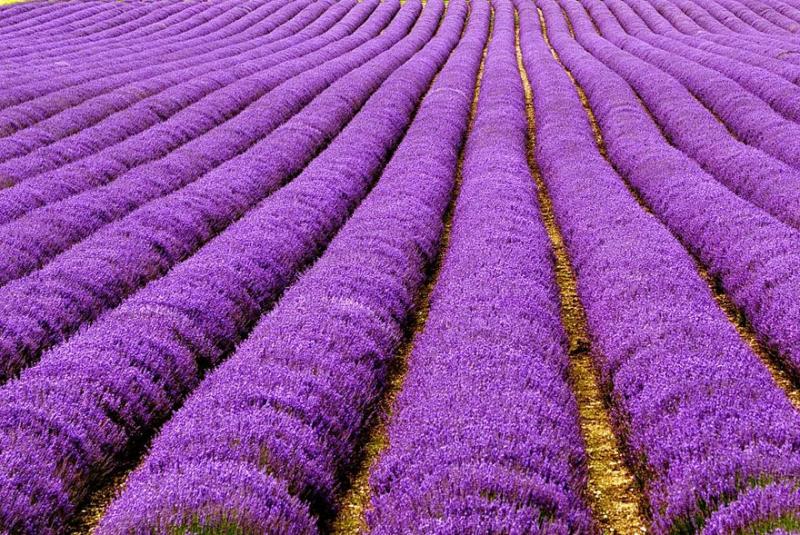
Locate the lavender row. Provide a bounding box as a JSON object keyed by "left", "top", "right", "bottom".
{"left": 729, "top": 0, "right": 800, "bottom": 31}
{"left": 754, "top": 0, "right": 800, "bottom": 25}
{"left": 0, "top": 3, "right": 120, "bottom": 40}
{"left": 97, "top": 3, "right": 480, "bottom": 530}
{"left": 369, "top": 1, "right": 593, "bottom": 532}
{"left": 0, "top": 0, "right": 263, "bottom": 68}
{"left": 0, "top": 0, "right": 347, "bottom": 174}
{"left": 0, "top": 0, "right": 284, "bottom": 92}
{"left": 656, "top": 0, "right": 800, "bottom": 60}
{"left": 702, "top": 483, "right": 800, "bottom": 534}
{"left": 0, "top": 0, "right": 395, "bottom": 261}
{"left": 691, "top": 0, "right": 767, "bottom": 33}
{"left": 0, "top": 0, "right": 298, "bottom": 129}
{"left": 643, "top": 0, "right": 800, "bottom": 40}
{"left": 743, "top": 0, "right": 800, "bottom": 30}
{"left": 0, "top": 0, "right": 384, "bottom": 225}
{"left": 0, "top": 0, "right": 420, "bottom": 385}
{"left": 646, "top": 0, "right": 761, "bottom": 35}
{"left": 624, "top": 0, "right": 800, "bottom": 83}
{"left": 0, "top": 2, "right": 78, "bottom": 34}
{"left": 629, "top": 0, "right": 800, "bottom": 38}
{"left": 0, "top": 2, "right": 161, "bottom": 44}
{"left": 625, "top": 0, "right": 800, "bottom": 59}
{"left": 1, "top": 1, "right": 184, "bottom": 38}
{"left": 566, "top": 0, "right": 800, "bottom": 385}
{"left": 2, "top": 1, "right": 226, "bottom": 61}
{"left": 657, "top": 0, "right": 800, "bottom": 49}
{"left": 745, "top": 0, "right": 800, "bottom": 26}
{"left": 0, "top": 2, "right": 451, "bottom": 531}
{"left": 679, "top": 0, "right": 791, "bottom": 35}
{"left": 692, "top": 0, "right": 790, "bottom": 33}
{"left": 538, "top": 0, "right": 800, "bottom": 530}
{"left": 0, "top": 4, "right": 172, "bottom": 66}
{"left": 0, "top": 4, "right": 253, "bottom": 88}
{"left": 712, "top": 0, "right": 799, "bottom": 33}
{"left": 0, "top": 0, "right": 399, "bottom": 287}
{"left": 601, "top": 0, "right": 800, "bottom": 126}
{"left": 0, "top": 1, "right": 237, "bottom": 80}
{"left": 637, "top": 0, "right": 734, "bottom": 33}
{"left": 580, "top": 0, "right": 800, "bottom": 171}
{"left": 0, "top": 0, "right": 294, "bottom": 114}
{"left": 617, "top": 0, "right": 800, "bottom": 86}
{"left": 554, "top": 1, "right": 800, "bottom": 230}
{"left": 563, "top": 0, "right": 800, "bottom": 364}
{"left": 5, "top": 1, "right": 198, "bottom": 48}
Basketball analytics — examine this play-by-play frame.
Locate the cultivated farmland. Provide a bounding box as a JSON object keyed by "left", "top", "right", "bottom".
{"left": 1, "top": 0, "right": 800, "bottom": 533}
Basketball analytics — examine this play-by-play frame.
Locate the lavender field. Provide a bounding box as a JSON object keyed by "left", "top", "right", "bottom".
{"left": 2, "top": 0, "right": 800, "bottom": 533}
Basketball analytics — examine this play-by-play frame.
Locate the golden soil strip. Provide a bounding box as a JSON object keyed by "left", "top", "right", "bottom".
{"left": 560, "top": 5, "right": 576, "bottom": 36}
{"left": 328, "top": 9, "right": 491, "bottom": 535}
{"left": 517, "top": 12, "right": 648, "bottom": 535}
{"left": 544, "top": 5, "right": 800, "bottom": 413}
{"left": 536, "top": 9, "right": 608, "bottom": 157}
{"left": 695, "top": 261, "right": 800, "bottom": 411}
{"left": 67, "top": 457, "right": 141, "bottom": 534}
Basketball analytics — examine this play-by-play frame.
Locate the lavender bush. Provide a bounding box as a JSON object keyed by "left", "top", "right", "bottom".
{"left": 369, "top": 1, "right": 593, "bottom": 532}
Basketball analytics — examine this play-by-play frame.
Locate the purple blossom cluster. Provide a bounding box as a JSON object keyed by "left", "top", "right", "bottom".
{"left": 701, "top": 483, "right": 800, "bottom": 534}
{"left": 368, "top": 1, "right": 593, "bottom": 532}
{"left": 532, "top": 0, "right": 800, "bottom": 531}
{"left": 98, "top": 1, "right": 480, "bottom": 530}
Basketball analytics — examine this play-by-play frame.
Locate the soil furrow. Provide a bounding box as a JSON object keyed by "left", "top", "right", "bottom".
{"left": 517, "top": 12, "right": 648, "bottom": 535}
